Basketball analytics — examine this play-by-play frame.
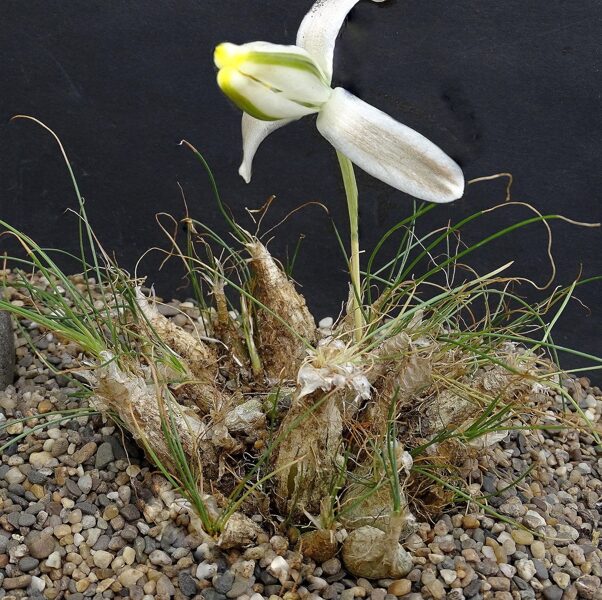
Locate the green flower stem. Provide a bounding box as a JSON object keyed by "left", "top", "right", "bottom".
{"left": 336, "top": 151, "right": 363, "bottom": 342}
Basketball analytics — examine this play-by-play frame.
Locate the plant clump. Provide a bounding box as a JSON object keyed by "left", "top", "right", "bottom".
{"left": 1, "top": 115, "right": 599, "bottom": 580}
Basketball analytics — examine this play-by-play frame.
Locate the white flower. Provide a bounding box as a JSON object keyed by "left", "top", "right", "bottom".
{"left": 214, "top": 0, "right": 464, "bottom": 204}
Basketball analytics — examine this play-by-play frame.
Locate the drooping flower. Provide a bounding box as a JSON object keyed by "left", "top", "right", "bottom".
{"left": 214, "top": 0, "right": 464, "bottom": 203}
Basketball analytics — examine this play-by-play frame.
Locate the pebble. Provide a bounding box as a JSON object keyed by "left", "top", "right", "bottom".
{"left": 542, "top": 585, "right": 564, "bottom": 600}
{"left": 156, "top": 575, "right": 176, "bottom": 597}
{"left": 523, "top": 510, "right": 547, "bottom": 529}
{"left": 18, "top": 556, "right": 39, "bottom": 572}
{"left": 3, "top": 575, "right": 32, "bottom": 590}
{"left": 530, "top": 540, "right": 546, "bottom": 559}
{"left": 26, "top": 533, "right": 55, "bottom": 559}
{"left": 6, "top": 466, "right": 25, "bottom": 485}
{"left": 387, "top": 579, "right": 412, "bottom": 596}
{"left": 45, "top": 550, "right": 62, "bottom": 569}
{"left": 552, "top": 571, "right": 571, "bottom": 589}
{"left": 322, "top": 557, "right": 342, "bottom": 575}
{"left": 511, "top": 529, "right": 534, "bottom": 545}
{"left": 226, "top": 575, "right": 253, "bottom": 597}
{"left": 150, "top": 548, "right": 172, "bottom": 565}
{"left": 93, "top": 549, "right": 114, "bottom": 568}
{"left": 71, "top": 441, "right": 97, "bottom": 464}
{"left": 178, "top": 571, "right": 198, "bottom": 596}
{"left": 118, "top": 567, "right": 144, "bottom": 586}
{"left": 516, "top": 559, "right": 537, "bottom": 582}
{"left": 78, "top": 473, "right": 93, "bottom": 494}
{"left": 29, "top": 451, "right": 58, "bottom": 469}
{"left": 197, "top": 561, "right": 219, "bottom": 580}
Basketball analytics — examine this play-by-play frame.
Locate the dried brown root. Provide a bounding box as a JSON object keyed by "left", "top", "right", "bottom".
{"left": 93, "top": 352, "right": 211, "bottom": 473}
{"left": 272, "top": 391, "right": 343, "bottom": 517}
{"left": 212, "top": 276, "right": 250, "bottom": 371}
{"left": 246, "top": 240, "right": 316, "bottom": 380}
{"left": 135, "top": 288, "right": 230, "bottom": 413}
{"left": 364, "top": 353, "right": 433, "bottom": 435}
{"left": 419, "top": 351, "right": 537, "bottom": 438}
{"left": 341, "top": 513, "right": 413, "bottom": 579}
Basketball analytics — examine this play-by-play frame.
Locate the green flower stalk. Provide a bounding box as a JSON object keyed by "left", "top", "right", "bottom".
{"left": 214, "top": 0, "right": 464, "bottom": 342}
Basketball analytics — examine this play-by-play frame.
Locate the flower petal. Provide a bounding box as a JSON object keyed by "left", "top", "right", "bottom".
{"left": 218, "top": 67, "right": 322, "bottom": 121}
{"left": 239, "top": 113, "right": 295, "bottom": 183}
{"left": 215, "top": 42, "right": 331, "bottom": 107}
{"left": 297, "top": 0, "right": 387, "bottom": 83}
{"left": 316, "top": 88, "right": 464, "bottom": 202}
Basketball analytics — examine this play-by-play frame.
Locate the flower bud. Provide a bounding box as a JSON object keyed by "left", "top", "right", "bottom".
{"left": 214, "top": 42, "right": 332, "bottom": 121}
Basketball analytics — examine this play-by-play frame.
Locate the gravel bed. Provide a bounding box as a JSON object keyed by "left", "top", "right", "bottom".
{"left": 0, "top": 283, "right": 601, "bottom": 600}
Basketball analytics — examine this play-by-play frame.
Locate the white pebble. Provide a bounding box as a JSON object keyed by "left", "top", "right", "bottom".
{"left": 122, "top": 547, "right": 136, "bottom": 565}
{"left": 78, "top": 474, "right": 92, "bottom": 495}
{"left": 93, "top": 550, "right": 114, "bottom": 569}
{"left": 46, "top": 551, "right": 62, "bottom": 569}
{"left": 268, "top": 555, "right": 289, "bottom": 583}
{"left": 29, "top": 576, "right": 46, "bottom": 592}
{"left": 196, "top": 561, "right": 218, "bottom": 580}
{"left": 439, "top": 569, "right": 457, "bottom": 584}
{"left": 516, "top": 559, "right": 536, "bottom": 582}
{"left": 29, "top": 451, "right": 58, "bottom": 469}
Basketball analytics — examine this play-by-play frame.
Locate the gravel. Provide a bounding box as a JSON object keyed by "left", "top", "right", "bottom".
{"left": 1, "top": 277, "right": 601, "bottom": 599}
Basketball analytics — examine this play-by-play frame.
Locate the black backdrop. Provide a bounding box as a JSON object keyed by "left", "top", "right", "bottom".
{"left": 1, "top": 1, "right": 600, "bottom": 371}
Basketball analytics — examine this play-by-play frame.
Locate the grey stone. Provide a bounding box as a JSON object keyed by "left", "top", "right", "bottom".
{"left": 18, "top": 557, "right": 39, "bottom": 572}
{"left": 76, "top": 501, "right": 99, "bottom": 516}
{"left": 322, "top": 557, "right": 342, "bottom": 576}
{"left": 225, "top": 575, "right": 253, "bottom": 598}
{"left": 25, "top": 502, "right": 45, "bottom": 516}
{"left": 6, "top": 511, "right": 21, "bottom": 528}
{"left": 259, "top": 570, "right": 278, "bottom": 585}
{"left": 542, "top": 586, "right": 563, "bottom": 600}
{"left": 27, "top": 471, "right": 48, "bottom": 485}
{"left": 119, "top": 504, "right": 141, "bottom": 521}
{"left": 464, "top": 579, "right": 482, "bottom": 596}
{"left": 475, "top": 559, "right": 498, "bottom": 576}
{"left": 213, "top": 571, "right": 234, "bottom": 594}
{"left": 94, "top": 442, "right": 114, "bottom": 469}
{"left": 50, "top": 438, "right": 69, "bottom": 458}
{"left": 0, "top": 312, "right": 15, "bottom": 390}
{"left": 201, "top": 590, "right": 226, "bottom": 600}
{"left": 532, "top": 559, "right": 549, "bottom": 580}
{"left": 178, "top": 571, "right": 197, "bottom": 597}
{"left": 481, "top": 474, "right": 498, "bottom": 494}
{"left": 103, "top": 435, "right": 127, "bottom": 460}
{"left": 17, "top": 513, "right": 36, "bottom": 527}
{"left": 92, "top": 534, "right": 111, "bottom": 551}
{"left": 160, "top": 522, "right": 186, "bottom": 550}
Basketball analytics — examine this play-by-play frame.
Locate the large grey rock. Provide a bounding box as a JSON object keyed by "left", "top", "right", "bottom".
{"left": 0, "top": 311, "right": 15, "bottom": 390}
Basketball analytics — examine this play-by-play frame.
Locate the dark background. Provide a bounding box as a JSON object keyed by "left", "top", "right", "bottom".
{"left": 1, "top": 1, "right": 600, "bottom": 372}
